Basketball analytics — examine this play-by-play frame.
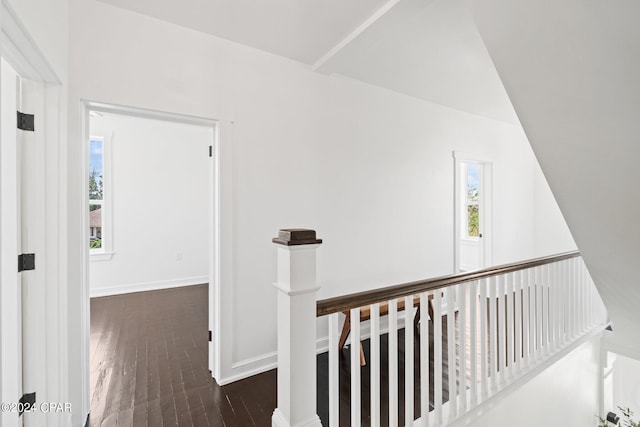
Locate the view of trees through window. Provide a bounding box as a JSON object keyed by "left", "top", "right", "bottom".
{"left": 466, "top": 163, "right": 480, "bottom": 237}
{"left": 89, "top": 138, "right": 104, "bottom": 249}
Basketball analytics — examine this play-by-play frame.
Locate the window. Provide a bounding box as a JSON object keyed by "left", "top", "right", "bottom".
{"left": 465, "top": 162, "right": 480, "bottom": 238}
{"left": 89, "top": 136, "right": 108, "bottom": 254}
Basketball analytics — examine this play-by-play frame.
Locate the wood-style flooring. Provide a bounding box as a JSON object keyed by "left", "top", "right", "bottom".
{"left": 90, "top": 285, "right": 459, "bottom": 427}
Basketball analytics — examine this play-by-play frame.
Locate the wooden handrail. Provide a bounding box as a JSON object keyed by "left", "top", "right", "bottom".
{"left": 316, "top": 250, "right": 580, "bottom": 317}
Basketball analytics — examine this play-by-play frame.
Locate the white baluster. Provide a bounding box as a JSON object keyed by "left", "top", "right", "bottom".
{"left": 560, "top": 261, "right": 565, "bottom": 345}
{"left": 497, "top": 275, "right": 506, "bottom": 385}
{"left": 419, "top": 293, "right": 430, "bottom": 427}
{"left": 567, "top": 260, "right": 581, "bottom": 340}
{"left": 535, "top": 266, "right": 543, "bottom": 359}
{"left": 389, "top": 300, "right": 399, "bottom": 427}
{"left": 371, "top": 304, "right": 381, "bottom": 427}
{"left": 458, "top": 284, "right": 468, "bottom": 413}
{"left": 514, "top": 270, "right": 522, "bottom": 373}
{"left": 405, "top": 296, "right": 415, "bottom": 427}
{"left": 523, "top": 268, "right": 531, "bottom": 368}
{"left": 351, "top": 307, "right": 361, "bottom": 427}
{"left": 489, "top": 276, "right": 498, "bottom": 392}
{"left": 328, "top": 313, "right": 339, "bottom": 427}
{"left": 479, "top": 278, "right": 488, "bottom": 400}
{"left": 469, "top": 281, "right": 478, "bottom": 408}
{"left": 549, "top": 263, "right": 556, "bottom": 352}
{"left": 433, "top": 291, "right": 443, "bottom": 425}
{"left": 563, "top": 260, "right": 568, "bottom": 343}
{"left": 446, "top": 286, "right": 458, "bottom": 420}
{"left": 544, "top": 264, "right": 551, "bottom": 354}
{"left": 573, "top": 259, "right": 589, "bottom": 332}
{"left": 506, "top": 273, "right": 514, "bottom": 380}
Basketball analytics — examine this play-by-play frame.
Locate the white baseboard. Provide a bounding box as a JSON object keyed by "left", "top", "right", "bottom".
{"left": 217, "top": 351, "right": 279, "bottom": 386}
{"left": 90, "top": 276, "right": 208, "bottom": 298}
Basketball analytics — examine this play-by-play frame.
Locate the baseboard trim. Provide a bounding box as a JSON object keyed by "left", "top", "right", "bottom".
{"left": 90, "top": 276, "right": 208, "bottom": 298}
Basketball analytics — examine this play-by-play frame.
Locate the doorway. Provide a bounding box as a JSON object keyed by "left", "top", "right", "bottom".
{"left": 454, "top": 152, "right": 492, "bottom": 272}
{"left": 81, "top": 103, "right": 220, "bottom": 416}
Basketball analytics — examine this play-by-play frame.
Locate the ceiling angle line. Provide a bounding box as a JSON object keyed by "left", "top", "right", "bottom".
{"left": 311, "top": 0, "right": 402, "bottom": 73}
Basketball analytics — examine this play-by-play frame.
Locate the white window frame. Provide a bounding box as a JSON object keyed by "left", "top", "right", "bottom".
{"left": 89, "top": 134, "right": 114, "bottom": 261}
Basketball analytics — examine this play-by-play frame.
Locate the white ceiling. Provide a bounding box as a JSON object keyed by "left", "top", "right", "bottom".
{"left": 98, "top": 0, "right": 518, "bottom": 123}
{"left": 96, "top": 0, "right": 392, "bottom": 64}
{"left": 315, "top": 0, "right": 518, "bottom": 123}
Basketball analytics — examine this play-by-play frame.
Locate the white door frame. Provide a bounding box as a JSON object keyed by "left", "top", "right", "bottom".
{"left": 453, "top": 151, "right": 493, "bottom": 273}
{"left": 0, "top": 2, "right": 66, "bottom": 427}
{"left": 79, "top": 101, "right": 223, "bottom": 397}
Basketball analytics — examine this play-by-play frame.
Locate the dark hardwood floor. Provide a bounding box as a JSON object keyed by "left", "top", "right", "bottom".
{"left": 90, "top": 285, "right": 277, "bottom": 427}
{"left": 90, "top": 285, "right": 460, "bottom": 426}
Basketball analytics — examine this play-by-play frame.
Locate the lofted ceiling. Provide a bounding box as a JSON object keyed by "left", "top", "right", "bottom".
{"left": 97, "top": 0, "right": 518, "bottom": 123}
{"left": 314, "top": 0, "right": 518, "bottom": 123}
{"left": 96, "top": 0, "right": 392, "bottom": 64}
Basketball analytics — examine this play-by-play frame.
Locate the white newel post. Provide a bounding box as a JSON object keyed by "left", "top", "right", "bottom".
{"left": 272, "top": 229, "right": 323, "bottom": 427}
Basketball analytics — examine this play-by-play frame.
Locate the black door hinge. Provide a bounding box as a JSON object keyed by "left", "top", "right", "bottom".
{"left": 18, "top": 254, "right": 35, "bottom": 272}
{"left": 208, "top": 330, "right": 212, "bottom": 342}
{"left": 209, "top": 146, "right": 213, "bottom": 157}
{"left": 18, "top": 392, "right": 36, "bottom": 416}
{"left": 17, "top": 111, "right": 35, "bottom": 131}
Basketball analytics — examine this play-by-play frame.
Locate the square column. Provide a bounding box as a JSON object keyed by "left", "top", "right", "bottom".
{"left": 272, "top": 229, "right": 323, "bottom": 427}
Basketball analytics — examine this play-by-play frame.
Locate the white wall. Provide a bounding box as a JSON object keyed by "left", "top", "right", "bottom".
{"left": 453, "top": 338, "right": 602, "bottom": 427}
{"left": 68, "top": 0, "right": 567, "bottom": 385}
{"left": 612, "top": 355, "right": 640, "bottom": 418}
{"left": 88, "top": 113, "right": 211, "bottom": 297}
{"left": 533, "top": 164, "right": 577, "bottom": 255}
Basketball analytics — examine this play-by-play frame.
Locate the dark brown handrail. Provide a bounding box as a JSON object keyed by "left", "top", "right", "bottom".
{"left": 316, "top": 250, "right": 580, "bottom": 317}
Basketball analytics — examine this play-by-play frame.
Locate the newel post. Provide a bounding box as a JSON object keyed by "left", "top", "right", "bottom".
{"left": 272, "top": 229, "right": 323, "bottom": 427}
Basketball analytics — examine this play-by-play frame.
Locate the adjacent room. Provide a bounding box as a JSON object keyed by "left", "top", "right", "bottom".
{"left": 87, "top": 109, "right": 216, "bottom": 425}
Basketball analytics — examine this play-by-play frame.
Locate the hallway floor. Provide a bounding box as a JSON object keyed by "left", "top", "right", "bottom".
{"left": 90, "top": 285, "right": 276, "bottom": 427}
{"left": 90, "top": 284, "right": 458, "bottom": 426}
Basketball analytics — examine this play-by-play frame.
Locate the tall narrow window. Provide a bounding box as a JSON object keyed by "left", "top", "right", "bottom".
{"left": 465, "top": 163, "right": 480, "bottom": 238}
{"left": 89, "top": 137, "right": 104, "bottom": 250}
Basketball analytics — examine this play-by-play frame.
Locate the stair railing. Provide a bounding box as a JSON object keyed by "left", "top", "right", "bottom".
{"left": 271, "top": 229, "right": 608, "bottom": 427}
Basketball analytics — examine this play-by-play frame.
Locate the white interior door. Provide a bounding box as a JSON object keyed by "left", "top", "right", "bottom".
{"left": 1, "top": 57, "right": 24, "bottom": 427}
{"left": 454, "top": 153, "right": 493, "bottom": 273}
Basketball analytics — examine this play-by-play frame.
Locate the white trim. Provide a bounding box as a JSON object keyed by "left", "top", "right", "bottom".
{"left": 453, "top": 151, "right": 493, "bottom": 273}
{"left": 219, "top": 357, "right": 278, "bottom": 386}
{"left": 89, "top": 276, "right": 208, "bottom": 298}
{"left": 86, "top": 101, "right": 218, "bottom": 128}
{"left": 272, "top": 282, "right": 321, "bottom": 296}
{"left": 0, "top": 3, "right": 68, "bottom": 426}
{"left": 231, "top": 351, "right": 278, "bottom": 371}
{"left": 0, "top": 0, "right": 59, "bottom": 83}
{"left": 272, "top": 408, "right": 322, "bottom": 427}
{"left": 89, "top": 251, "right": 115, "bottom": 262}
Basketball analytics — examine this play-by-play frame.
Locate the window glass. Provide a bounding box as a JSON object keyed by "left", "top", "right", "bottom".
{"left": 466, "top": 163, "right": 480, "bottom": 237}
{"left": 89, "top": 138, "right": 104, "bottom": 250}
